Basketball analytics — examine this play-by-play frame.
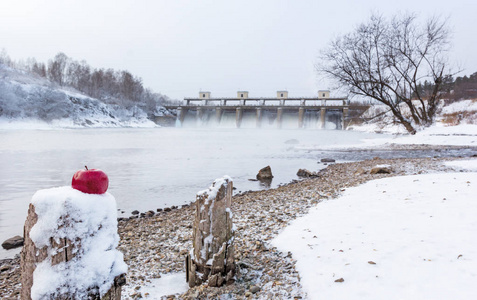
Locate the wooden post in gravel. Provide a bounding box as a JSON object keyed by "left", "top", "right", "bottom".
{"left": 21, "top": 187, "right": 126, "bottom": 300}
{"left": 186, "top": 176, "right": 235, "bottom": 288}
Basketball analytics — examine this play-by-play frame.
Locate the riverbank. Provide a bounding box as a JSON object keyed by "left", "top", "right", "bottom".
{"left": 2, "top": 154, "right": 475, "bottom": 299}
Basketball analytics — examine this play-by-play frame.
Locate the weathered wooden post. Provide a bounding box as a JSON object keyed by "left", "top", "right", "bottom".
{"left": 186, "top": 176, "right": 235, "bottom": 288}
{"left": 21, "top": 187, "right": 127, "bottom": 300}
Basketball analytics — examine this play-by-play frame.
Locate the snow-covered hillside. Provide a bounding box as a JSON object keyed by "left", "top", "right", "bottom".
{"left": 0, "top": 64, "right": 171, "bottom": 128}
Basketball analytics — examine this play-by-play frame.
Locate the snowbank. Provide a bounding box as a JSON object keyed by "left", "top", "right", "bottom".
{"left": 445, "top": 159, "right": 477, "bottom": 171}
{"left": 440, "top": 99, "right": 477, "bottom": 115}
{"left": 29, "top": 187, "right": 127, "bottom": 299}
{"left": 273, "top": 172, "right": 477, "bottom": 300}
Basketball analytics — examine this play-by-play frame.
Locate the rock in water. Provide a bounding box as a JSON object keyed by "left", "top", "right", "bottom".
{"left": 320, "top": 158, "right": 336, "bottom": 163}
{"left": 2, "top": 235, "right": 24, "bottom": 250}
{"left": 257, "top": 166, "right": 274, "bottom": 180}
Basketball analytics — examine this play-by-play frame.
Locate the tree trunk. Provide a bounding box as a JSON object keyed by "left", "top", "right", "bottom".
{"left": 186, "top": 177, "right": 235, "bottom": 288}
{"left": 21, "top": 200, "right": 125, "bottom": 300}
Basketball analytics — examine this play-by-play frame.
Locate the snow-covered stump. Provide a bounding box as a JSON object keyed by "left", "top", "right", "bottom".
{"left": 186, "top": 176, "right": 235, "bottom": 288}
{"left": 20, "top": 187, "right": 127, "bottom": 300}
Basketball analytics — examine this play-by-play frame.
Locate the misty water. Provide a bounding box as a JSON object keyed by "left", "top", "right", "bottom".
{"left": 0, "top": 127, "right": 471, "bottom": 259}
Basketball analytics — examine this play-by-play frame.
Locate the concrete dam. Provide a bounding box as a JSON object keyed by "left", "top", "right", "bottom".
{"left": 165, "top": 91, "right": 350, "bottom": 129}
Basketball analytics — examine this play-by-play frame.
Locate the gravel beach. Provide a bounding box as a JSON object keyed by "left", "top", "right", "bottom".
{"left": 1, "top": 153, "right": 476, "bottom": 299}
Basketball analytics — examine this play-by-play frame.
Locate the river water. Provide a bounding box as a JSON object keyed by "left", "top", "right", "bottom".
{"left": 0, "top": 127, "right": 471, "bottom": 259}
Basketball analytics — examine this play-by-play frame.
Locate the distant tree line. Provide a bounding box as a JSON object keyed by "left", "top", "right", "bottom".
{"left": 415, "top": 72, "right": 477, "bottom": 101}
{"left": 0, "top": 49, "right": 179, "bottom": 116}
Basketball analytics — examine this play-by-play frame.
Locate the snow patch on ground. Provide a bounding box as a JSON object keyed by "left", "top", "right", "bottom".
{"left": 445, "top": 159, "right": 477, "bottom": 171}
{"left": 139, "top": 273, "right": 189, "bottom": 299}
{"left": 440, "top": 99, "right": 477, "bottom": 115}
{"left": 273, "top": 173, "right": 477, "bottom": 300}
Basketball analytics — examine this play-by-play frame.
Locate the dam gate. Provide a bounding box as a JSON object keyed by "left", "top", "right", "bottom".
{"left": 165, "top": 91, "right": 350, "bottom": 129}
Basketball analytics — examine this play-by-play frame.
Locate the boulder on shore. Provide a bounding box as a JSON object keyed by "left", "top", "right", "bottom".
{"left": 2, "top": 235, "right": 24, "bottom": 250}
{"left": 370, "top": 165, "right": 393, "bottom": 174}
{"left": 257, "top": 166, "right": 274, "bottom": 180}
{"left": 297, "top": 169, "right": 319, "bottom": 178}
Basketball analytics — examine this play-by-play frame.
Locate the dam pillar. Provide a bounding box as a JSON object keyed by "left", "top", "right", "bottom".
{"left": 215, "top": 107, "right": 222, "bottom": 125}
{"left": 256, "top": 108, "right": 262, "bottom": 128}
{"left": 342, "top": 107, "right": 349, "bottom": 130}
{"left": 320, "top": 108, "right": 326, "bottom": 129}
{"left": 236, "top": 108, "right": 243, "bottom": 128}
{"left": 298, "top": 107, "right": 305, "bottom": 128}
{"left": 276, "top": 108, "right": 283, "bottom": 129}
{"left": 177, "top": 107, "right": 189, "bottom": 126}
{"left": 197, "top": 107, "right": 203, "bottom": 126}
{"left": 176, "top": 107, "right": 182, "bottom": 126}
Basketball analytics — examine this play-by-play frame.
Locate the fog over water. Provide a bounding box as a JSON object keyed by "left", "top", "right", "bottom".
{"left": 1, "top": 127, "right": 471, "bottom": 259}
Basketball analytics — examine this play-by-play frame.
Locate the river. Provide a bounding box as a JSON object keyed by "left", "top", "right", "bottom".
{"left": 0, "top": 127, "right": 470, "bottom": 259}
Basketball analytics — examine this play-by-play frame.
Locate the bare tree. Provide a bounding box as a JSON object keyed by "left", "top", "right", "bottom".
{"left": 316, "top": 13, "right": 452, "bottom": 134}
{"left": 47, "top": 52, "right": 70, "bottom": 86}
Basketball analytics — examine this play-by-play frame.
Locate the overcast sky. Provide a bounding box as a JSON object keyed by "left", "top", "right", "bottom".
{"left": 1, "top": 0, "right": 476, "bottom": 100}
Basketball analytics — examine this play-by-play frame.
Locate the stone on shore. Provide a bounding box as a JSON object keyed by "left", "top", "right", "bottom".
{"left": 370, "top": 165, "right": 393, "bottom": 174}
{"left": 2, "top": 236, "right": 24, "bottom": 250}
{"left": 257, "top": 166, "right": 274, "bottom": 180}
{"left": 296, "top": 169, "right": 319, "bottom": 178}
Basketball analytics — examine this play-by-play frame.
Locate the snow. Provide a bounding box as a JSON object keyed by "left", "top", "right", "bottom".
{"left": 388, "top": 124, "right": 477, "bottom": 146}
{"left": 0, "top": 65, "right": 160, "bottom": 129}
{"left": 445, "top": 159, "right": 477, "bottom": 171}
{"left": 29, "top": 186, "right": 127, "bottom": 299}
{"left": 312, "top": 123, "right": 477, "bottom": 150}
{"left": 140, "top": 272, "right": 189, "bottom": 299}
{"left": 272, "top": 172, "right": 477, "bottom": 300}
{"left": 373, "top": 164, "right": 390, "bottom": 168}
{"left": 440, "top": 99, "right": 477, "bottom": 114}
{"left": 351, "top": 99, "right": 477, "bottom": 135}
{"left": 197, "top": 175, "right": 232, "bottom": 201}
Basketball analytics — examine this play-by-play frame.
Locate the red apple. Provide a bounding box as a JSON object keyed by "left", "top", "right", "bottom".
{"left": 72, "top": 166, "right": 109, "bottom": 194}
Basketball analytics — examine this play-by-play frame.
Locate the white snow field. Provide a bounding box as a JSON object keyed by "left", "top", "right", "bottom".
{"left": 273, "top": 165, "right": 477, "bottom": 300}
